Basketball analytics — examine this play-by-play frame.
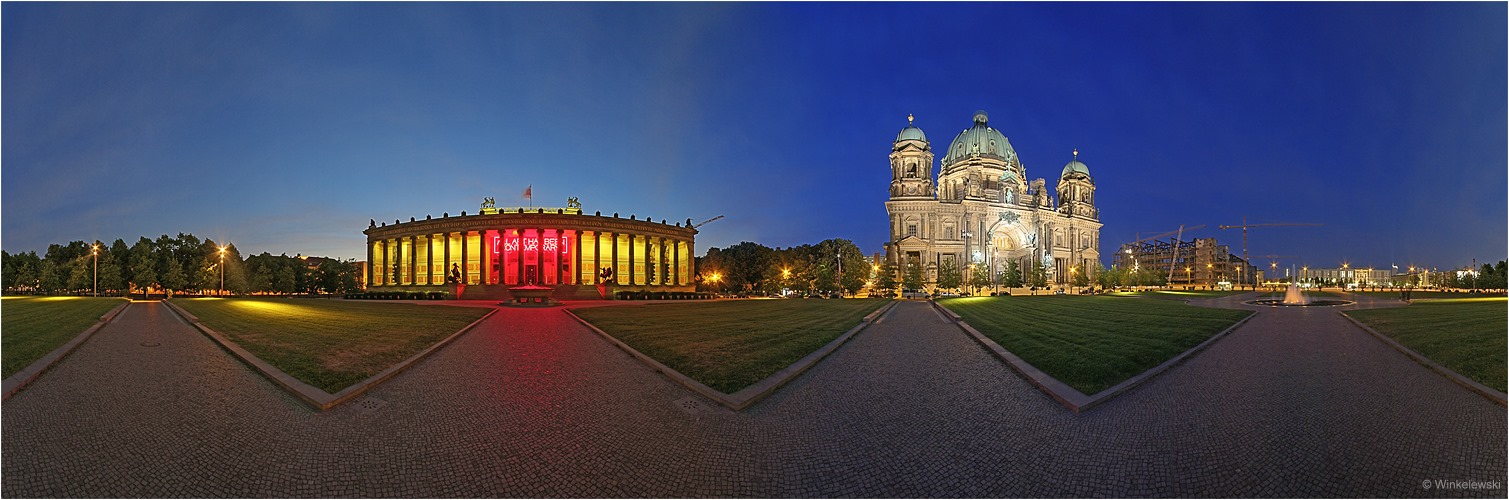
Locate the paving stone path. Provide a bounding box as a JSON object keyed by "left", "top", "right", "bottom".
{"left": 4, "top": 297, "right": 1503, "bottom": 497}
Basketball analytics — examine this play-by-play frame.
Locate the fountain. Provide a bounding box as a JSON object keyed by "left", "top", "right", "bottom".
{"left": 1244, "top": 263, "right": 1353, "bottom": 307}
{"left": 1281, "top": 283, "right": 1310, "bottom": 305}
{"left": 1246, "top": 282, "right": 1352, "bottom": 307}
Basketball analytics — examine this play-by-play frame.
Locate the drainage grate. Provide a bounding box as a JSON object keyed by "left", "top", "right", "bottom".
{"left": 673, "top": 396, "right": 707, "bottom": 415}
{"left": 354, "top": 397, "right": 388, "bottom": 413}
{"left": 140, "top": 342, "right": 161, "bottom": 347}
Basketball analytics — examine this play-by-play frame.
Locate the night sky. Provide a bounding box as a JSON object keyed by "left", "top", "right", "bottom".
{"left": 4, "top": 3, "right": 1504, "bottom": 272}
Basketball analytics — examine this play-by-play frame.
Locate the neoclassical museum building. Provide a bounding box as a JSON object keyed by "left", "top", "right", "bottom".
{"left": 364, "top": 200, "right": 696, "bottom": 299}
{"left": 885, "top": 111, "right": 1102, "bottom": 287}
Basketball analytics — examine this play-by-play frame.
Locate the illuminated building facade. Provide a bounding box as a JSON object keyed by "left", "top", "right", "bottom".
{"left": 1115, "top": 237, "right": 1256, "bottom": 285}
{"left": 364, "top": 199, "right": 696, "bottom": 297}
{"left": 884, "top": 111, "right": 1102, "bottom": 287}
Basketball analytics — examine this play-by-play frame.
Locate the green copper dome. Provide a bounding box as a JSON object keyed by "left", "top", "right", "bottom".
{"left": 941, "top": 110, "right": 1016, "bottom": 166}
{"left": 895, "top": 113, "right": 927, "bottom": 143}
{"left": 1061, "top": 149, "right": 1091, "bottom": 178}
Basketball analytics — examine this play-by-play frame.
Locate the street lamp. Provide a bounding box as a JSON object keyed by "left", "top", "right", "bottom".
{"left": 1069, "top": 266, "right": 1077, "bottom": 294}
{"left": 1185, "top": 266, "right": 1191, "bottom": 285}
{"left": 961, "top": 231, "right": 972, "bottom": 295}
{"left": 91, "top": 243, "right": 99, "bottom": 297}
{"left": 219, "top": 246, "right": 227, "bottom": 296}
{"left": 1205, "top": 263, "right": 1213, "bottom": 287}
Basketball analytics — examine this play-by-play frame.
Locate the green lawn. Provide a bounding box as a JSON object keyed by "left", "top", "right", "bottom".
{"left": 939, "top": 295, "right": 1252, "bottom": 395}
{"left": 1346, "top": 297, "right": 1507, "bottom": 392}
{"left": 2, "top": 296, "right": 126, "bottom": 378}
{"left": 1108, "top": 290, "right": 1250, "bottom": 301}
{"left": 174, "top": 298, "right": 491, "bottom": 393}
{"left": 570, "top": 299, "right": 889, "bottom": 394}
{"left": 1352, "top": 290, "right": 1505, "bottom": 299}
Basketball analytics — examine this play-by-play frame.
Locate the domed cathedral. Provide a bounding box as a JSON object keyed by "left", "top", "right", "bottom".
{"left": 884, "top": 111, "right": 1102, "bottom": 289}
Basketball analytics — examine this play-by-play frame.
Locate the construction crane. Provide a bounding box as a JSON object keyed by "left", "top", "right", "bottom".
{"left": 693, "top": 215, "right": 724, "bottom": 229}
{"left": 1217, "top": 217, "right": 1322, "bottom": 285}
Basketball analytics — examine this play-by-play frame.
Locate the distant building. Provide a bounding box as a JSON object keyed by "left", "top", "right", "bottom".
{"left": 363, "top": 200, "right": 697, "bottom": 299}
{"left": 1115, "top": 237, "right": 1256, "bottom": 285}
{"left": 1295, "top": 266, "right": 1396, "bottom": 287}
{"left": 883, "top": 111, "right": 1102, "bottom": 288}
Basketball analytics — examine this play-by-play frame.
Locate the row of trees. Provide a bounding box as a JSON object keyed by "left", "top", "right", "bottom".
{"left": 698, "top": 239, "right": 871, "bottom": 296}
{"left": 1435, "top": 261, "right": 1508, "bottom": 291}
{"left": 2, "top": 233, "right": 362, "bottom": 296}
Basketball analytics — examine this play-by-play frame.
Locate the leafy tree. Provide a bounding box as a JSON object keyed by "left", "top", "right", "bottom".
{"left": 130, "top": 239, "right": 158, "bottom": 292}
{"left": 903, "top": 259, "right": 924, "bottom": 291}
{"left": 1072, "top": 265, "right": 1091, "bottom": 288}
{"left": 969, "top": 262, "right": 992, "bottom": 292}
{"left": 67, "top": 258, "right": 92, "bottom": 292}
{"left": 874, "top": 259, "right": 899, "bottom": 297}
{"left": 1029, "top": 260, "right": 1048, "bottom": 288}
{"left": 39, "top": 260, "right": 64, "bottom": 293}
{"left": 98, "top": 256, "right": 124, "bottom": 295}
{"left": 1002, "top": 260, "right": 1023, "bottom": 288}
{"left": 937, "top": 259, "right": 961, "bottom": 291}
{"left": 159, "top": 260, "right": 187, "bottom": 295}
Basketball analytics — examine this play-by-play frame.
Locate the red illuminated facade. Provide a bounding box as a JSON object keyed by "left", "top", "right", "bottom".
{"left": 364, "top": 207, "right": 697, "bottom": 296}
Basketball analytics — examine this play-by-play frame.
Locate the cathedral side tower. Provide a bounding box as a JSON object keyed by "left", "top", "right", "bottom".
{"left": 1056, "top": 149, "right": 1098, "bottom": 220}
{"left": 889, "top": 114, "right": 934, "bottom": 200}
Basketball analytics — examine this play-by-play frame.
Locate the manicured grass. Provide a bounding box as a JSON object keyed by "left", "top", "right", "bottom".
{"left": 1, "top": 296, "right": 126, "bottom": 378}
{"left": 939, "top": 295, "right": 1252, "bottom": 395}
{"left": 1109, "top": 290, "right": 1250, "bottom": 301}
{"left": 570, "top": 299, "right": 889, "bottom": 394}
{"left": 1353, "top": 290, "right": 1505, "bottom": 299}
{"left": 1346, "top": 297, "right": 1507, "bottom": 392}
{"left": 174, "top": 298, "right": 491, "bottom": 393}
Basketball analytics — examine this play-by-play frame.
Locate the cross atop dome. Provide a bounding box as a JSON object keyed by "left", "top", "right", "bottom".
{"left": 907, "top": 113, "right": 914, "bottom": 125}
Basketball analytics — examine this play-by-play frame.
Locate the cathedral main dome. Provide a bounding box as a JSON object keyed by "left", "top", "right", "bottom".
{"left": 941, "top": 110, "right": 1016, "bottom": 166}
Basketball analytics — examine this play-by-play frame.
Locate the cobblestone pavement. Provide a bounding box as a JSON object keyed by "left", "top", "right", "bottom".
{"left": 4, "top": 299, "right": 1503, "bottom": 497}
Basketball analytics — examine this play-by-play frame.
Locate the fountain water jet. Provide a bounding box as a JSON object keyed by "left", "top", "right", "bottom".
{"left": 1281, "top": 283, "right": 1310, "bottom": 305}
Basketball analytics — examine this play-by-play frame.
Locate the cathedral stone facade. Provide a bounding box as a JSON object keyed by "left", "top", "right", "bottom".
{"left": 884, "top": 111, "right": 1101, "bottom": 288}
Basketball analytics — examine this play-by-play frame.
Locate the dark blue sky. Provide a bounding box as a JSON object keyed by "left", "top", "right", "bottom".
{"left": 4, "top": 2, "right": 1504, "bottom": 272}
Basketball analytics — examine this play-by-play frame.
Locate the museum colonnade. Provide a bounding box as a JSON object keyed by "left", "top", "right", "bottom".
{"left": 367, "top": 228, "right": 693, "bottom": 288}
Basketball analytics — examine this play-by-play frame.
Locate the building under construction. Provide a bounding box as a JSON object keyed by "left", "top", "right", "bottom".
{"left": 1115, "top": 237, "right": 1258, "bottom": 286}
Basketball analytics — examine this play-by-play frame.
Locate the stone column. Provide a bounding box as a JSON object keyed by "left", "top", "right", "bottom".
{"left": 610, "top": 232, "right": 618, "bottom": 284}
{"left": 425, "top": 234, "right": 434, "bottom": 285}
{"left": 573, "top": 230, "right": 583, "bottom": 285}
{"left": 672, "top": 237, "right": 680, "bottom": 286}
{"left": 482, "top": 231, "right": 492, "bottom": 286}
{"left": 461, "top": 231, "right": 469, "bottom": 285}
{"left": 627, "top": 233, "right": 636, "bottom": 285}
{"left": 366, "top": 238, "right": 374, "bottom": 287}
{"left": 442, "top": 232, "right": 451, "bottom": 285}
{"left": 394, "top": 238, "right": 403, "bottom": 286}
{"left": 593, "top": 231, "right": 601, "bottom": 284}
{"left": 409, "top": 236, "right": 417, "bottom": 285}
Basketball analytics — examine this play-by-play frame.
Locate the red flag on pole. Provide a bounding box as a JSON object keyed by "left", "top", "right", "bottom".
{"left": 523, "top": 184, "right": 532, "bottom": 207}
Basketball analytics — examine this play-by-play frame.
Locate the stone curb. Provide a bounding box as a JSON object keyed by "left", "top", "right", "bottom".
{"left": 930, "top": 299, "right": 1256, "bottom": 413}
{"left": 1338, "top": 310, "right": 1507, "bottom": 407}
{"left": 2, "top": 300, "right": 131, "bottom": 401}
{"left": 163, "top": 300, "right": 499, "bottom": 411}
{"left": 564, "top": 300, "right": 898, "bottom": 411}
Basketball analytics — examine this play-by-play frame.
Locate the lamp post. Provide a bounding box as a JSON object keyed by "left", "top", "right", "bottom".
{"left": 961, "top": 231, "right": 972, "bottom": 296}
{"left": 219, "top": 246, "right": 227, "bottom": 296}
{"left": 1205, "top": 263, "right": 1213, "bottom": 288}
{"left": 92, "top": 243, "right": 99, "bottom": 297}
{"left": 1069, "top": 266, "right": 1077, "bottom": 294}
{"left": 1185, "top": 266, "right": 1191, "bottom": 286}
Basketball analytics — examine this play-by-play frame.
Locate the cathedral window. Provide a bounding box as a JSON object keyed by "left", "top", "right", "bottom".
{"left": 906, "top": 224, "right": 917, "bottom": 237}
